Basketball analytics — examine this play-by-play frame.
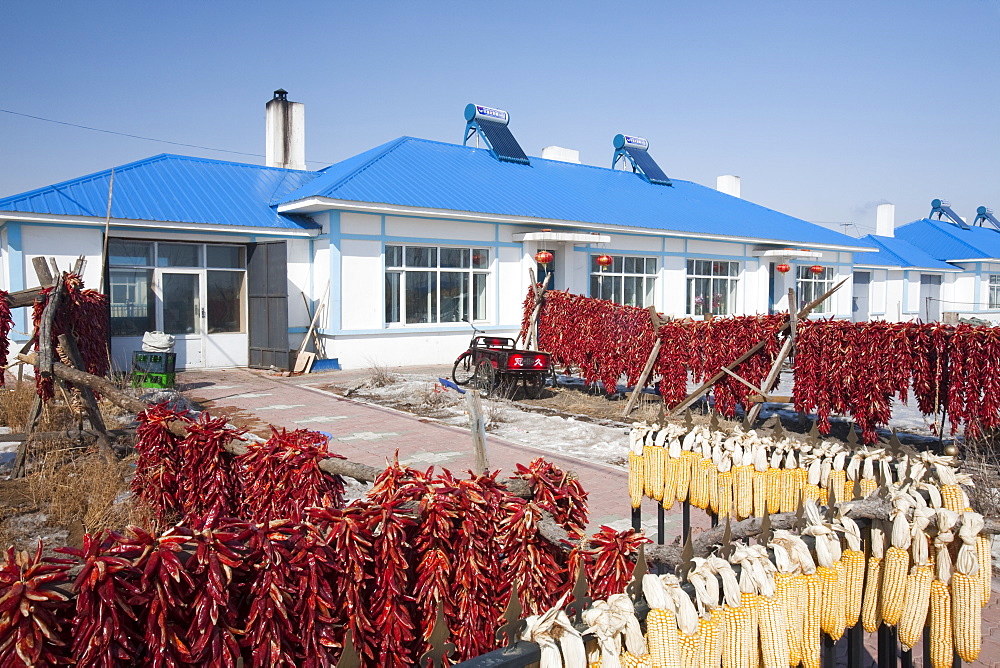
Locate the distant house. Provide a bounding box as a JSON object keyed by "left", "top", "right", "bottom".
{"left": 0, "top": 92, "right": 885, "bottom": 371}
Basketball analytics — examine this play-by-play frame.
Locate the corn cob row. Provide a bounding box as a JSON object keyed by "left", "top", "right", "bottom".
{"left": 898, "top": 497, "right": 935, "bottom": 650}
{"left": 879, "top": 490, "right": 914, "bottom": 626}
{"left": 952, "top": 511, "right": 985, "bottom": 662}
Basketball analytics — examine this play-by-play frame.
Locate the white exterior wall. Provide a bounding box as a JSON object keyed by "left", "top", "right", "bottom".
{"left": 22, "top": 225, "right": 103, "bottom": 289}
{"left": 871, "top": 269, "right": 888, "bottom": 317}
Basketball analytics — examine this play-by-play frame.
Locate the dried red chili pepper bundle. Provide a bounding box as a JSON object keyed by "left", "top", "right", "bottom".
{"left": 132, "top": 403, "right": 191, "bottom": 523}
{"left": 0, "top": 542, "right": 74, "bottom": 667}
{"left": 184, "top": 519, "right": 253, "bottom": 667}
{"left": 499, "top": 499, "right": 571, "bottom": 615}
{"left": 512, "top": 458, "right": 588, "bottom": 534}
{"left": 0, "top": 289, "right": 12, "bottom": 386}
{"left": 31, "top": 273, "right": 109, "bottom": 400}
{"left": 568, "top": 526, "right": 649, "bottom": 600}
{"left": 237, "top": 427, "right": 345, "bottom": 523}
{"left": 177, "top": 412, "right": 246, "bottom": 521}
{"left": 57, "top": 531, "right": 146, "bottom": 667}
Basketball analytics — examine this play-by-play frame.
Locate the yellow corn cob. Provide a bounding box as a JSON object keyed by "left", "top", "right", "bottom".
{"left": 818, "top": 565, "right": 843, "bottom": 640}
{"left": 801, "top": 483, "right": 821, "bottom": 507}
{"left": 860, "top": 477, "right": 877, "bottom": 498}
{"left": 707, "top": 465, "right": 719, "bottom": 514}
{"left": 795, "top": 468, "right": 808, "bottom": 504}
{"left": 746, "top": 592, "right": 760, "bottom": 668}
{"left": 766, "top": 467, "right": 782, "bottom": 513}
{"left": 696, "top": 613, "right": 722, "bottom": 668}
{"left": 646, "top": 608, "right": 682, "bottom": 668}
{"left": 757, "top": 593, "right": 790, "bottom": 668}
{"left": 629, "top": 452, "right": 645, "bottom": 509}
{"left": 977, "top": 535, "right": 992, "bottom": 607}
{"left": 941, "top": 484, "right": 964, "bottom": 513}
{"left": 898, "top": 564, "right": 932, "bottom": 649}
{"left": 662, "top": 457, "right": 676, "bottom": 511}
{"left": 678, "top": 623, "right": 700, "bottom": 668}
{"left": 644, "top": 444, "right": 664, "bottom": 501}
{"left": 841, "top": 549, "right": 865, "bottom": 629}
{"left": 733, "top": 465, "right": 753, "bottom": 520}
{"left": 675, "top": 450, "right": 696, "bottom": 502}
{"left": 842, "top": 475, "right": 854, "bottom": 502}
{"left": 691, "top": 459, "right": 713, "bottom": 510}
{"left": 827, "top": 469, "right": 846, "bottom": 505}
{"left": 717, "top": 470, "right": 733, "bottom": 519}
{"left": 773, "top": 572, "right": 800, "bottom": 668}
{"left": 621, "top": 651, "right": 652, "bottom": 668}
{"left": 861, "top": 555, "right": 882, "bottom": 632}
{"left": 789, "top": 573, "right": 808, "bottom": 668}
{"left": 780, "top": 469, "right": 798, "bottom": 513}
{"left": 721, "top": 602, "right": 754, "bottom": 668}
{"left": 880, "top": 545, "right": 909, "bottom": 626}
{"left": 929, "top": 579, "right": 953, "bottom": 668}
{"left": 951, "top": 570, "right": 981, "bottom": 662}
{"left": 752, "top": 469, "right": 767, "bottom": 518}
{"left": 802, "top": 573, "right": 822, "bottom": 668}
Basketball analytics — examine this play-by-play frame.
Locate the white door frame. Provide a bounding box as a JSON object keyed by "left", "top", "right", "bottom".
{"left": 155, "top": 267, "right": 206, "bottom": 368}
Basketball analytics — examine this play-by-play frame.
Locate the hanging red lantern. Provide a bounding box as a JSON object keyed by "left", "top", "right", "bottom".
{"left": 809, "top": 264, "right": 825, "bottom": 275}
{"left": 775, "top": 263, "right": 791, "bottom": 273}
{"left": 534, "top": 250, "right": 554, "bottom": 266}
{"left": 595, "top": 254, "right": 614, "bottom": 269}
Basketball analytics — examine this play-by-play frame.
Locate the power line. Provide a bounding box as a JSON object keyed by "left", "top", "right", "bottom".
{"left": 0, "top": 107, "right": 332, "bottom": 166}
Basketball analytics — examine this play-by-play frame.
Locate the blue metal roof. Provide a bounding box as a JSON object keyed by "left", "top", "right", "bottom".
{"left": 0, "top": 154, "right": 321, "bottom": 231}
{"left": 279, "top": 137, "right": 870, "bottom": 250}
{"left": 853, "top": 234, "right": 959, "bottom": 271}
{"left": 896, "top": 218, "right": 1000, "bottom": 262}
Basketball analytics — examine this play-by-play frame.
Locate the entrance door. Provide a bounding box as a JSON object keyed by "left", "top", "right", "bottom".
{"left": 852, "top": 272, "right": 870, "bottom": 322}
{"left": 159, "top": 270, "right": 204, "bottom": 367}
{"left": 247, "top": 242, "right": 290, "bottom": 369}
{"left": 920, "top": 274, "right": 942, "bottom": 322}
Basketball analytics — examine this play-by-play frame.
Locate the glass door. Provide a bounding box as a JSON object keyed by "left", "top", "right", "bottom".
{"left": 158, "top": 270, "right": 204, "bottom": 368}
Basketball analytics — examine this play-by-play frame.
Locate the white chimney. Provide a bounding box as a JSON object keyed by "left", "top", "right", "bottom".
{"left": 265, "top": 89, "right": 306, "bottom": 170}
{"left": 541, "top": 146, "right": 581, "bottom": 164}
{"left": 876, "top": 203, "right": 895, "bottom": 237}
{"left": 716, "top": 175, "right": 741, "bottom": 198}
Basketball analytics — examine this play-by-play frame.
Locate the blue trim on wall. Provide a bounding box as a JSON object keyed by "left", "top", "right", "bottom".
{"left": 329, "top": 212, "right": 342, "bottom": 332}
{"left": 341, "top": 233, "right": 520, "bottom": 248}
{"left": 311, "top": 324, "right": 516, "bottom": 337}
{"left": 6, "top": 223, "right": 26, "bottom": 337}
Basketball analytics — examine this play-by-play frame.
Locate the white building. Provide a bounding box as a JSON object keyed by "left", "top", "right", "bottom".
{"left": 0, "top": 93, "right": 887, "bottom": 371}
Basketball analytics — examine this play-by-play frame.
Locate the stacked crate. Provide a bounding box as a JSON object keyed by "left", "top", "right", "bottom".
{"left": 132, "top": 351, "right": 177, "bottom": 389}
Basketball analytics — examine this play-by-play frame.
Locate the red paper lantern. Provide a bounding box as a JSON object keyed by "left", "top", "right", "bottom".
{"left": 775, "top": 263, "right": 791, "bottom": 273}
{"left": 595, "top": 254, "right": 614, "bottom": 269}
{"left": 534, "top": 250, "right": 554, "bottom": 266}
{"left": 809, "top": 265, "right": 825, "bottom": 275}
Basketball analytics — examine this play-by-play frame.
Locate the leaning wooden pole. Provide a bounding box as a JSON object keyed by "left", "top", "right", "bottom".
{"left": 668, "top": 278, "right": 846, "bottom": 415}
{"left": 622, "top": 306, "right": 668, "bottom": 417}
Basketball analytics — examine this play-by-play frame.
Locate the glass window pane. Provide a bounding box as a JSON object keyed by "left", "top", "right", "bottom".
{"left": 686, "top": 259, "right": 695, "bottom": 274}
{"left": 624, "top": 276, "right": 641, "bottom": 307}
{"left": 440, "top": 272, "right": 469, "bottom": 322}
{"left": 612, "top": 256, "right": 623, "bottom": 273}
{"left": 440, "top": 248, "right": 469, "bottom": 268}
{"left": 109, "top": 268, "right": 154, "bottom": 336}
{"left": 207, "top": 271, "right": 243, "bottom": 333}
{"left": 158, "top": 243, "right": 201, "bottom": 268}
{"left": 473, "top": 273, "right": 487, "bottom": 320}
{"left": 405, "top": 247, "right": 436, "bottom": 267}
{"left": 108, "top": 239, "right": 152, "bottom": 267}
{"left": 695, "top": 277, "right": 711, "bottom": 315}
{"left": 386, "top": 245, "right": 402, "bottom": 268}
{"left": 646, "top": 258, "right": 657, "bottom": 274}
{"left": 591, "top": 256, "right": 601, "bottom": 273}
{"left": 472, "top": 249, "right": 489, "bottom": 269}
{"left": 162, "top": 273, "right": 200, "bottom": 334}
{"left": 206, "top": 245, "right": 244, "bottom": 269}
{"left": 405, "top": 271, "right": 436, "bottom": 324}
{"left": 385, "top": 272, "right": 400, "bottom": 323}
{"left": 644, "top": 277, "right": 655, "bottom": 306}
{"left": 590, "top": 275, "right": 600, "bottom": 299}
{"left": 624, "top": 257, "right": 637, "bottom": 274}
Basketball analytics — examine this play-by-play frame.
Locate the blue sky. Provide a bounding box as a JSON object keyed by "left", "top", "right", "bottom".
{"left": 2, "top": 1, "right": 997, "bottom": 234}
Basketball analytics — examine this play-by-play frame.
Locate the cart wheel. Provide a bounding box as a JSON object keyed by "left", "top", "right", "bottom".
{"left": 451, "top": 352, "right": 475, "bottom": 385}
{"left": 472, "top": 360, "right": 496, "bottom": 395}
{"left": 523, "top": 373, "right": 546, "bottom": 399}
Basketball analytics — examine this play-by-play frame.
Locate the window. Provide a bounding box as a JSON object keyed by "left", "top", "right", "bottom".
{"left": 686, "top": 260, "right": 739, "bottom": 316}
{"left": 384, "top": 245, "right": 490, "bottom": 324}
{"left": 107, "top": 239, "right": 246, "bottom": 336}
{"left": 590, "top": 255, "right": 657, "bottom": 307}
{"left": 797, "top": 265, "right": 835, "bottom": 312}
{"left": 990, "top": 275, "right": 1000, "bottom": 309}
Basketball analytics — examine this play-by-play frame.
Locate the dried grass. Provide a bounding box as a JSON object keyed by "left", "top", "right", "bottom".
{"left": 365, "top": 362, "right": 399, "bottom": 388}
{"left": 483, "top": 399, "right": 511, "bottom": 432}
{"left": 961, "top": 430, "right": 1000, "bottom": 517}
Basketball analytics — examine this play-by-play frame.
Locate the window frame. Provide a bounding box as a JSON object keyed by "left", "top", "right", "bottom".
{"left": 796, "top": 265, "right": 835, "bottom": 314}
{"left": 989, "top": 274, "right": 1000, "bottom": 309}
{"left": 685, "top": 259, "right": 741, "bottom": 316}
{"left": 384, "top": 244, "right": 491, "bottom": 326}
{"left": 588, "top": 254, "right": 658, "bottom": 308}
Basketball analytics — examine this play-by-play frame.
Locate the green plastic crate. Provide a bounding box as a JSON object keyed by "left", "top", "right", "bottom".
{"left": 132, "top": 351, "right": 176, "bottom": 374}
{"left": 133, "top": 371, "right": 176, "bottom": 389}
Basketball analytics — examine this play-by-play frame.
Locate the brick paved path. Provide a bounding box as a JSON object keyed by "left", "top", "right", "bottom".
{"left": 176, "top": 367, "right": 1000, "bottom": 666}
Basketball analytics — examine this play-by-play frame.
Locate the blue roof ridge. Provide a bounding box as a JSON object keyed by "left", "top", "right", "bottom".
{"left": 908, "top": 218, "right": 984, "bottom": 258}
{"left": 864, "top": 235, "right": 907, "bottom": 265}
{"left": 305, "top": 137, "right": 414, "bottom": 198}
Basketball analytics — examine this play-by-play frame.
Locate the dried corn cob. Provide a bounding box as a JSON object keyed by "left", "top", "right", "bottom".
{"left": 929, "top": 509, "right": 958, "bottom": 668}
{"left": 951, "top": 512, "right": 985, "bottom": 662}
{"left": 898, "top": 503, "right": 935, "bottom": 649}
{"left": 880, "top": 492, "right": 914, "bottom": 626}
{"left": 861, "top": 520, "right": 886, "bottom": 633}
{"left": 840, "top": 516, "right": 865, "bottom": 630}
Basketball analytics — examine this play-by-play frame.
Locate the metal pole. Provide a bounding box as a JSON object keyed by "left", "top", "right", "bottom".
{"left": 682, "top": 501, "right": 691, "bottom": 541}
{"left": 847, "top": 623, "right": 863, "bottom": 667}
{"left": 821, "top": 634, "right": 836, "bottom": 668}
